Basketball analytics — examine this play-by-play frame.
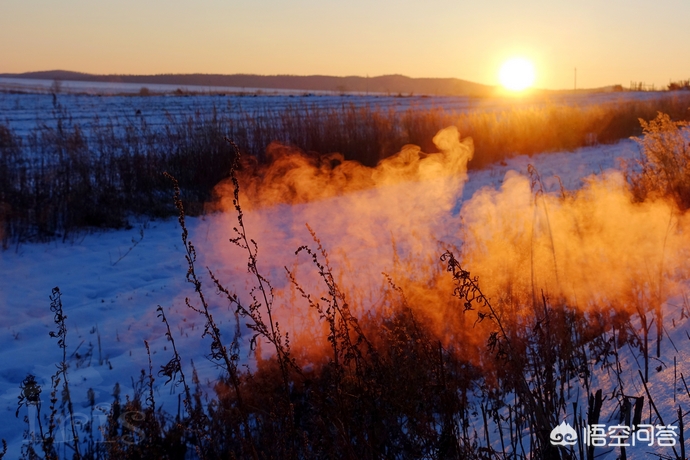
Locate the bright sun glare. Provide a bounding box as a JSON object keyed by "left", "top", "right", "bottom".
{"left": 499, "top": 57, "right": 536, "bottom": 91}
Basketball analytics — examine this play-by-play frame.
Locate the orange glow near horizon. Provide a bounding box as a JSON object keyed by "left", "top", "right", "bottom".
{"left": 1, "top": 1, "right": 689, "bottom": 90}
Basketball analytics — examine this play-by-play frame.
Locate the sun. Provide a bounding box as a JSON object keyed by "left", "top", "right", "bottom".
{"left": 499, "top": 57, "right": 536, "bottom": 92}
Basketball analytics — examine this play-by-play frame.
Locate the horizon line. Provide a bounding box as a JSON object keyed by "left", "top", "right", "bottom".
{"left": 0, "top": 69, "right": 630, "bottom": 93}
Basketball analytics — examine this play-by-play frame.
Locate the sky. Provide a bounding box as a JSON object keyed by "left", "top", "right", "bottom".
{"left": 1, "top": 0, "right": 689, "bottom": 90}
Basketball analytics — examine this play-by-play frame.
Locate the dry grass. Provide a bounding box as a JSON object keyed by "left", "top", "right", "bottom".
{"left": 2, "top": 94, "right": 690, "bottom": 245}
{"left": 624, "top": 112, "right": 690, "bottom": 210}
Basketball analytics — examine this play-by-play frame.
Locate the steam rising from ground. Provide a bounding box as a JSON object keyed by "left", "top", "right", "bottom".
{"left": 205, "top": 127, "right": 473, "bottom": 352}
{"left": 462, "top": 171, "right": 689, "bottom": 315}
{"left": 214, "top": 126, "right": 473, "bottom": 209}
{"left": 209, "top": 126, "right": 474, "bottom": 299}
{"left": 205, "top": 126, "right": 689, "bottom": 354}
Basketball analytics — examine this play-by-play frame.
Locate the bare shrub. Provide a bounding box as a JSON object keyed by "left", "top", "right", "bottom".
{"left": 625, "top": 112, "right": 690, "bottom": 210}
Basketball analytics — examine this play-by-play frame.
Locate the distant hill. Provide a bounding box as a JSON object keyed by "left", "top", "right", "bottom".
{"left": 0, "top": 70, "right": 495, "bottom": 96}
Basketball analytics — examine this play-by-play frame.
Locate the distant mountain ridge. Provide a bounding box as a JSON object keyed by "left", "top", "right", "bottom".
{"left": 0, "top": 70, "right": 495, "bottom": 96}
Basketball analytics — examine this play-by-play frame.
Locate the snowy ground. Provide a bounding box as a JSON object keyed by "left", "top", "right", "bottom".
{"left": 1, "top": 129, "right": 688, "bottom": 457}
{"left": 1, "top": 78, "right": 676, "bottom": 138}
{"left": 0, "top": 76, "right": 332, "bottom": 96}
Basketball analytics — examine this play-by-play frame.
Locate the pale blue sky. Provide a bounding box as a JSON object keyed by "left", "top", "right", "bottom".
{"left": 1, "top": 0, "right": 688, "bottom": 89}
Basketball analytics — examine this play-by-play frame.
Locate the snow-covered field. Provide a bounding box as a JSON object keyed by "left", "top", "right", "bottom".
{"left": 0, "top": 76, "right": 325, "bottom": 96}
{"left": 1, "top": 84, "right": 689, "bottom": 458}
{"left": 3, "top": 132, "right": 688, "bottom": 457}
{"left": 0, "top": 76, "right": 676, "bottom": 137}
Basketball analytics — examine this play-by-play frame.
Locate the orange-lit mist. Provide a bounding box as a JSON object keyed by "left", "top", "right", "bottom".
{"left": 205, "top": 127, "right": 474, "bottom": 361}
{"left": 198, "top": 127, "right": 689, "bottom": 366}
{"left": 461, "top": 171, "right": 688, "bottom": 314}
